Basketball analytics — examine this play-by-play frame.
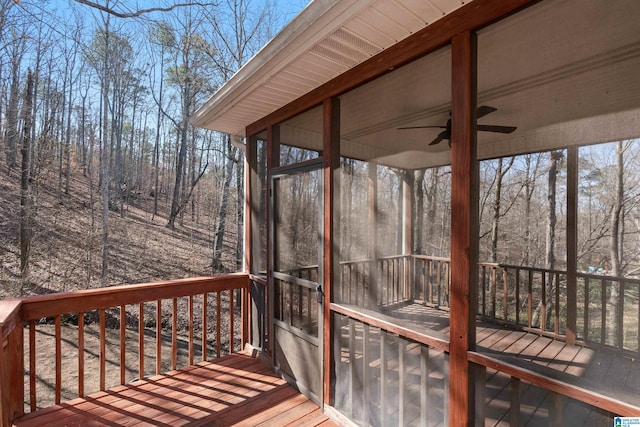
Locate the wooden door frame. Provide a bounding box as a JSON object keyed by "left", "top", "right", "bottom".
{"left": 269, "top": 159, "right": 325, "bottom": 405}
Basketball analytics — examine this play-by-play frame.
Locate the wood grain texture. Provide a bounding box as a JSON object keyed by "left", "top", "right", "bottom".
{"left": 13, "top": 353, "right": 337, "bottom": 427}
{"left": 323, "top": 97, "right": 340, "bottom": 406}
{"left": 449, "top": 31, "right": 478, "bottom": 427}
{"left": 20, "top": 274, "right": 249, "bottom": 320}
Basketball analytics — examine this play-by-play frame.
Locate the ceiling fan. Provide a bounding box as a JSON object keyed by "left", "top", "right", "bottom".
{"left": 398, "top": 106, "right": 517, "bottom": 146}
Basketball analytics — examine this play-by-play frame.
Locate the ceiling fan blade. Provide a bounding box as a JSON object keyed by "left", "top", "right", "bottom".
{"left": 429, "top": 135, "right": 444, "bottom": 145}
{"left": 477, "top": 124, "right": 517, "bottom": 134}
{"left": 398, "top": 125, "right": 447, "bottom": 130}
{"left": 477, "top": 105, "right": 497, "bottom": 119}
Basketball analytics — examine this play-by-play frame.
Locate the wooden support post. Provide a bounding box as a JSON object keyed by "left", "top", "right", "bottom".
{"left": 368, "top": 162, "right": 378, "bottom": 308}
{"left": 267, "top": 125, "right": 280, "bottom": 359}
{"left": 323, "top": 97, "right": 340, "bottom": 406}
{"left": 566, "top": 146, "right": 578, "bottom": 344}
{"left": 403, "top": 171, "right": 414, "bottom": 301}
{"left": 449, "top": 31, "right": 478, "bottom": 427}
{"left": 245, "top": 134, "right": 257, "bottom": 348}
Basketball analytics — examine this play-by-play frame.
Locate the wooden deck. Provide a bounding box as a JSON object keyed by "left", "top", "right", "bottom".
{"left": 13, "top": 353, "right": 337, "bottom": 427}
{"left": 388, "top": 303, "right": 640, "bottom": 425}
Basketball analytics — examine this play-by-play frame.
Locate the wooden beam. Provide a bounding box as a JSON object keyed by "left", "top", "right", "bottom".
{"left": 368, "top": 161, "right": 378, "bottom": 308}
{"left": 566, "top": 146, "right": 578, "bottom": 344}
{"left": 244, "top": 134, "right": 257, "bottom": 348}
{"left": 323, "top": 97, "right": 340, "bottom": 406}
{"left": 449, "top": 31, "right": 478, "bottom": 427}
{"left": 246, "top": 0, "right": 538, "bottom": 136}
{"left": 266, "top": 125, "right": 279, "bottom": 360}
{"left": 403, "top": 171, "right": 414, "bottom": 300}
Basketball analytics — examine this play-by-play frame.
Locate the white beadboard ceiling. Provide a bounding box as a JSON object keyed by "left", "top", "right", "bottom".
{"left": 191, "top": 0, "right": 466, "bottom": 135}
{"left": 193, "top": 0, "right": 640, "bottom": 170}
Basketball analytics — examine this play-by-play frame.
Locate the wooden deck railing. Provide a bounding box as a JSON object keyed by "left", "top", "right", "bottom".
{"left": 333, "top": 255, "right": 640, "bottom": 354}
{"left": 0, "top": 273, "right": 249, "bottom": 427}
{"left": 337, "top": 255, "right": 411, "bottom": 308}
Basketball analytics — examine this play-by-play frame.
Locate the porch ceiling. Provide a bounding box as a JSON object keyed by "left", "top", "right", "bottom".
{"left": 194, "top": 0, "right": 640, "bottom": 170}
{"left": 191, "top": 0, "right": 466, "bottom": 136}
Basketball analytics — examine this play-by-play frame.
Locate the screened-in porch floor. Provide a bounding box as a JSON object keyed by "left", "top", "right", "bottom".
{"left": 14, "top": 353, "right": 337, "bottom": 427}
{"left": 336, "top": 303, "right": 640, "bottom": 426}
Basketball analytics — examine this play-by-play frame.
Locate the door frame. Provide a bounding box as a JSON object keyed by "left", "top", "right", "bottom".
{"left": 268, "top": 158, "right": 324, "bottom": 405}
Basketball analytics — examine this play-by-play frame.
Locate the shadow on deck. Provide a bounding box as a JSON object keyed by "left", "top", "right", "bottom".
{"left": 13, "top": 353, "right": 337, "bottom": 427}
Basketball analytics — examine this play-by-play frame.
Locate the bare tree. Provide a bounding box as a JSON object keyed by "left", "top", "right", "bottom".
{"left": 20, "top": 69, "right": 34, "bottom": 279}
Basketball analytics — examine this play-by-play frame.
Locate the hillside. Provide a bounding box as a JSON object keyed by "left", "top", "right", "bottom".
{"left": 0, "top": 162, "right": 240, "bottom": 299}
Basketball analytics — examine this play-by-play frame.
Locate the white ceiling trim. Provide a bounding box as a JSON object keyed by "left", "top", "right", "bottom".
{"left": 191, "top": 0, "right": 466, "bottom": 136}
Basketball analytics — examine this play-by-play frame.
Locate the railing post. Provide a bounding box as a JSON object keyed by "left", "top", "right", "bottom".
{"left": 0, "top": 300, "right": 24, "bottom": 427}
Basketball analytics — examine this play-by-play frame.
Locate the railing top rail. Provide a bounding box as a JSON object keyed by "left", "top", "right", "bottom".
{"left": 411, "top": 254, "right": 451, "bottom": 262}
{"left": 576, "top": 271, "right": 640, "bottom": 284}
{"left": 20, "top": 273, "right": 249, "bottom": 321}
{"left": 477, "top": 262, "right": 567, "bottom": 275}
{"left": 468, "top": 351, "right": 640, "bottom": 417}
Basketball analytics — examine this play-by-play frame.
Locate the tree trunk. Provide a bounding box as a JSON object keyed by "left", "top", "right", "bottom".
{"left": 20, "top": 70, "right": 35, "bottom": 279}
{"left": 4, "top": 44, "right": 22, "bottom": 170}
{"left": 167, "top": 123, "right": 187, "bottom": 228}
{"left": 608, "top": 140, "right": 625, "bottom": 345}
{"left": 490, "top": 158, "right": 504, "bottom": 263}
{"left": 212, "top": 138, "right": 235, "bottom": 271}
{"left": 100, "top": 19, "right": 111, "bottom": 281}
{"left": 541, "top": 151, "right": 562, "bottom": 328}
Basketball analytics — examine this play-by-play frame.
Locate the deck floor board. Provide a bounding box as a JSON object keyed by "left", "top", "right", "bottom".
{"left": 14, "top": 354, "right": 336, "bottom": 427}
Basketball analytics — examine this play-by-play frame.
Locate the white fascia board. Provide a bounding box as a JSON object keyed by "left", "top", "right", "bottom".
{"left": 191, "top": 0, "right": 377, "bottom": 134}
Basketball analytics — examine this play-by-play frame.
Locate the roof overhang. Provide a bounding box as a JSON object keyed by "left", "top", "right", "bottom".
{"left": 191, "top": 0, "right": 467, "bottom": 136}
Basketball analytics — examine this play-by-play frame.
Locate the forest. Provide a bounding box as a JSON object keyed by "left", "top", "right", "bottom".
{"left": 0, "top": 0, "right": 305, "bottom": 298}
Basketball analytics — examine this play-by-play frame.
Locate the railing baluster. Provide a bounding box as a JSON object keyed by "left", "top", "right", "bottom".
{"left": 120, "top": 305, "right": 126, "bottom": 385}
{"left": 617, "top": 280, "right": 625, "bottom": 350}
{"left": 172, "top": 298, "right": 177, "bottom": 370}
{"left": 78, "top": 311, "right": 84, "bottom": 398}
{"left": 156, "top": 300, "right": 162, "bottom": 375}
{"left": 188, "top": 296, "right": 194, "bottom": 365}
{"left": 202, "top": 293, "right": 208, "bottom": 362}
{"left": 99, "top": 308, "right": 106, "bottom": 391}
{"left": 429, "top": 260, "right": 434, "bottom": 305}
{"left": 503, "top": 268, "right": 508, "bottom": 321}
{"left": 437, "top": 261, "right": 442, "bottom": 307}
{"left": 528, "top": 270, "right": 533, "bottom": 328}
{"left": 515, "top": 268, "right": 520, "bottom": 325}
{"left": 510, "top": 377, "right": 520, "bottom": 426}
{"left": 491, "top": 267, "right": 497, "bottom": 319}
{"left": 230, "top": 289, "right": 235, "bottom": 353}
{"left": 584, "top": 277, "right": 590, "bottom": 341}
{"left": 541, "top": 272, "right": 547, "bottom": 331}
{"left": 55, "top": 315, "right": 61, "bottom": 404}
{"left": 601, "top": 279, "right": 607, "bottom": 345}
{"left": 29, "top": 320, "right": 36, "bottom": 412}
{"left": 555, "top": 272, "right": 560, "bottom": 335}
{"left": 139, "top": 302, "right": 145, "bottom": 380}
{"left": 481, "top": 265, "right": 486, "bottom": 316}
{"left": 216, "top": 291, "right": 222, "bottom": 358}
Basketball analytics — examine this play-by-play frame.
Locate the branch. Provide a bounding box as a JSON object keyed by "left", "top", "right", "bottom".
{"left": 73, "top": 1, "right": 217, "bottom": 19}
